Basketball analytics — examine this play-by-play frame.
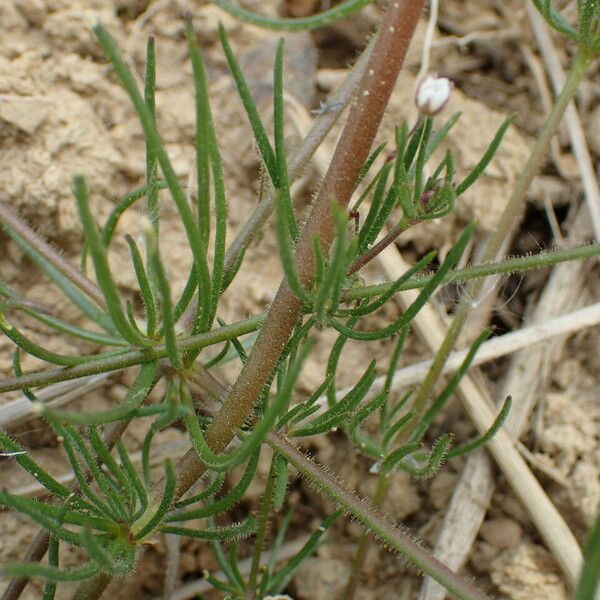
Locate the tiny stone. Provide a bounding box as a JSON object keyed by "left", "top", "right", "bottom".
{"left": 480, "top": 518, "right": 523, "bottom": 549}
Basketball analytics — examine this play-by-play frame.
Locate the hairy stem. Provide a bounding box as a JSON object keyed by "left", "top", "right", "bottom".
{"left": 266, "top": 432, "right": 489, "bottom": 600}
{"left": 0, "top": 316, "right": 264, "bottom": 394}
{"left": 0, "top": 203, "right": 105, "bottom": 308}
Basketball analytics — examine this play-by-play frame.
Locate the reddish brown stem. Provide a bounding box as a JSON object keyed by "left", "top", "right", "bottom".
{"left": 173, "top": 0, "right": 425, "bottom": 499}
{"left": 348, "top": 223, "right": 403, "bottom": 275}
{"left": 0, "top": 203, "right": 105, "bottom": 308}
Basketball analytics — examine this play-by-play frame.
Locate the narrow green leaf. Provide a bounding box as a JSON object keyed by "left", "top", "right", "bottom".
{"left": 92, "top": 21, "right": 212, "bottom": 334}
{"left": 291, "top": 361, "right": 376, "bottom": 437}
{"left": 185, "top": 18, "right": 228, "bottom": 331}
{"left": 73, "top": 174, "right": 149, "bottom": 347}
{"left": 175, "top": 472, "right": 226, "bottom": 509}
{"left": 101, "top": 183, "right": 166, "bottom": 249}
{"left": 274, "top": 189, "right": 312, "bottom": 304}
{"left": 267, "top": 511, "right": 342, "bottom": 593}
{"left": 330, "top": 223, "right": 474, "bottom": 341}
{"left": 134, "top": 459, "right": 176, "bottom": 540}
{"left": 42, "top": 362, "right": 157, "bottom": 425}
{"left": 273, "top": 38, "right": 297, "bottom": 240}
{"left": 357, "top": 162, "right": 393, "bottom": 253}
{"left": 125, "top": 234, "right": 156, "bottom": 337}
{"left": 219, "top": 24, "right": 279, "bottom": 186}
{"left": 116, "top": 440, "right": 148, "bottom": 521}
{"left": 575, "top": 509, "right": 600, "bottom": 600}
{"left": 213, "top": 0, "right": 375, "bottom": 31}
{"left": 455, "top": 115, "right": 513, "bottom": 196}
{"left": 161, "top": 516, "right": 257, "bottom": 541}
{"left": 144, "top": 36, "right": 159, "bottom": 238}
{"left": 341, "top": 252, "right": 435, "bottom": 319}
{"left": 0, "top": 430, "right": 71, "bottom": 500}
{"left": 411, "top": 331, "right": 490, "bottom": 444}
{"left": 272, "top": 453, "right": 289, "bottom": 511}
{"left": 447, "top": 396, "right": 511, "bottom": 458}
{"left": 167, "top": 450, "right": 259, "bottom": 521}
{"left": 145, "top": 224, "right": 183, "bottom": 370}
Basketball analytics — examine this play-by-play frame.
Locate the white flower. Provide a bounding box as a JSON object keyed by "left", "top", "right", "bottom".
{"left": 415, "top": 75, "right": 453, "bottom": 116}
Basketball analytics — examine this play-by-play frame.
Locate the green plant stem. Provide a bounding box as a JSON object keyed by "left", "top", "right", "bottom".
{"left": 247, "top": 457, "right": 278, "bottom": 598}
{"left": 409, "top": 45, "right": 593, "bottom": 418}
{"left": 341, "top": 472, "right": 390, "bottom": 599}
{"left": 345, "top": 242, "right": 600, "bottom": 301}
{"left": 0, "top": 315, "right": 265, "bottom": 394}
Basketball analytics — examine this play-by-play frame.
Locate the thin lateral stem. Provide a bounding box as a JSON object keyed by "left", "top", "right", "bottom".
{"left": 348, "top": 223, "right": 404, "bottom": 275}
{"left": 0, "top": 203, "right": 105, "bottom": 308}
{"left": 0, "top": 315, "right": 265, "bottom": 394}
{"left": 266, "top": 432, "right": 489, "bottom": 600}
{"left": 345, "top": 242, "right": 600, "bottom": 300}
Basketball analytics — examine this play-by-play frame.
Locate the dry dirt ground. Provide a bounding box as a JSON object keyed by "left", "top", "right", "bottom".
{"left": 0, "top": 0, "right": 599, "bottom": 599}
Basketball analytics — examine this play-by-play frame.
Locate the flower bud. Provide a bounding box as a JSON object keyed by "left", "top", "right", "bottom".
{"left": 415, "top": 75, "right": 453, "bottom": 116}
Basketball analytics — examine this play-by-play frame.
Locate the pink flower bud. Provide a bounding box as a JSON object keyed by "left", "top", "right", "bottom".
{"left": 415, "top": 75, "right": 453, "bottom": 116}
